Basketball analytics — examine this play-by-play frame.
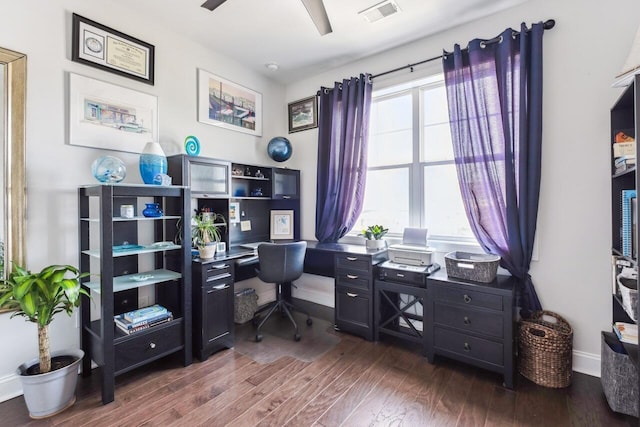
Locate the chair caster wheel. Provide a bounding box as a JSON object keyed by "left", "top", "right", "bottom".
{"left": 294, "top": 333, "right": 301, "bottom": 341}
{"left": 306, "top": 318, "right": 313, "bottom": 326}
{"left": 255, "top": 334, "right": 263, "bottom": 342}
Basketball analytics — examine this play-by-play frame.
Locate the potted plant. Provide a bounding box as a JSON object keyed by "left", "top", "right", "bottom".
{"left": 0, "top": 263, "right": 89, "bottom": 419}
{"left": 191, "top": 212, "right": 227, "bottom": 259}
{"left": 360, "top": 224, "right": 389, "bottom": 250}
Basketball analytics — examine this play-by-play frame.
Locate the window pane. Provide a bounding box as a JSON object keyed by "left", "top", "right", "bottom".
{"left": 421, "top": 85, "right": 454, "bottom": 163}
{"left": 369, "top": 93, "right": 412, "bottom": 167}
{"left": 424, "top": 164, "right": 474, "bottom": 239}
{"left": 355, "top": 168, "right": 409, "bottom": 234}
{"left": 422, "top": 85, "right": 449, "bottom": 125}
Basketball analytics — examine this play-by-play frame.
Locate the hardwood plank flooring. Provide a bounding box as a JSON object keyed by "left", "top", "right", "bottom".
{"left": 0, "top": 331, "right": 637, "bottom": 427}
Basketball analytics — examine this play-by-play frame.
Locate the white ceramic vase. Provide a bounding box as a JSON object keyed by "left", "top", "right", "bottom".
{"left": 139, "top": 141, "right": 167, "bottom": 184}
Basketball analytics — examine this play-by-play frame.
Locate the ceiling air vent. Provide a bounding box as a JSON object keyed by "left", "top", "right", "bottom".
{"left": 358, "top": 0, "right": 401, "bottom": 24}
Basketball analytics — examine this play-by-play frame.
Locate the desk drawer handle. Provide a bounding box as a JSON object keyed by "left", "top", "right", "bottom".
{"left": 346, "top": 274, "right": 359, "bottom": 280}
{"left": 463, "top": 316, "right": 471, "bottom": 325}
{"left": 396, "top": 273, "right": 405, "bottom": 278}
{"left": 463, "top": 342, "right": 471, "bottom": 352}
{"left": 209, "top": 264, "right": 230, "bottom": 271}
{"left": 346, "top": 256, "right": 358, "bottom": 261}
{"left": 346, "top": 292, "right": 359, "bottom": 298}
{"left": 282, "top": 195, "right": 291, "bottom": 199}
{"left": 463, "top": 294, "right": 472, "bottom": 303}
{"left": 208, "top": 284, "right": 230, "bottom": 292}
{"left": 149, "top": 342, "right": 156, "bottom": 349}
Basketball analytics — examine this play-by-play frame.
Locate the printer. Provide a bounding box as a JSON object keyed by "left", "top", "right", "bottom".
{"left": 387, "top": 228, "right": 435, "bottom": 266}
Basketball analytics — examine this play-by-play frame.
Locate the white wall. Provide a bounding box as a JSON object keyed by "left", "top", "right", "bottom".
{"left": 286, "top": 0, "right": 640, "bottom": 377}
{"left": 2, "top": 0, "right": 639, "bottom": 402}
{"left": 0, "top": 0, "right": 288, "bottom": 401}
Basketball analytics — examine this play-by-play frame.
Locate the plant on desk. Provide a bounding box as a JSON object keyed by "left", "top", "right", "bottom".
{"left": 192, "top": 212, "right": 227, "bottom": 259}
{"left": 360, "top": 224, "right": 389, "bottom": 250}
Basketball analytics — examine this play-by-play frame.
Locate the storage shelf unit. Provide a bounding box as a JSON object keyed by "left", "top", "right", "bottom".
{"left": 78, "top": 184, "right": 192, "bottom": 405}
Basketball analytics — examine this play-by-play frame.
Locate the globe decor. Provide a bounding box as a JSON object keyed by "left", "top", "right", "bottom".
{"left": 91, "top": 156, "right": 126, "bottom": 183}
{"left": 267, "top": 136, "right": 292, "bottom": 162}
{"left": 139, "top": 141, "right": 167, "bottom": 184}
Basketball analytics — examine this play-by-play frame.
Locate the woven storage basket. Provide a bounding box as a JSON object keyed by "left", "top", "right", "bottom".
{"left": 518, "top": 310, "right": 573, "bottom": 388}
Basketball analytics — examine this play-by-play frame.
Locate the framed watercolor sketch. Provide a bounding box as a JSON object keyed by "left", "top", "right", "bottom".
{"left": 288, "top": 95, "right": 318, "bottom": 133}
{"left": 270, "top": 210, "right": 294, "bottom": 240}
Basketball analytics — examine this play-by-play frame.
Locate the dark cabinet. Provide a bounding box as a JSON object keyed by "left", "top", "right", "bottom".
{"left": 78, "top": 184, "right": 192, "bottom": 404}
{"left": 168, "top": 154, "right": 232, "bottom": 198}
{"left": 272, "top": 168, "right": 300, "bottom": 199}
{"left": 427, "top": 271, "right": 515, "bottom": 389}
{"left": 193, "top": 259, "right": 235, "bottom": 360}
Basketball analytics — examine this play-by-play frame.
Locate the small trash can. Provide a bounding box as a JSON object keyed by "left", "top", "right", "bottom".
{"left": 601, "top": 331, "right": 639, "bottom": 417}
{"left": 234, "top": 288, "right": 258, "bottom": 324}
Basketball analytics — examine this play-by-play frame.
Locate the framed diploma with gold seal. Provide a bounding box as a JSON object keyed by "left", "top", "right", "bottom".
{"left": 72, "top": 13, "right": 155, "bottom": 85}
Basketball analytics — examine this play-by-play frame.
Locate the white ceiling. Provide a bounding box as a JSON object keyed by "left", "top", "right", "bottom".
{"left": 109, "top": 0, "right": 527, "bottom": 84}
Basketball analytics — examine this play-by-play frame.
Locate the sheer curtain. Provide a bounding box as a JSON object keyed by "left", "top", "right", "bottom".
{"left": 315, "top": 74, "right": 373, "bottom": 243}
{"left": 443, "top": 23, "right": 545, "bottom": 315}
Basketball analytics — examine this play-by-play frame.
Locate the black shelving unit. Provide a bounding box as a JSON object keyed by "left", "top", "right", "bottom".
{"left": 78, "top": 184, "right": 192, "bottom": 404}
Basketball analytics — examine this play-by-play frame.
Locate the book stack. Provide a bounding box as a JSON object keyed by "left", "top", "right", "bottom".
{"left": 114, "top": 304, "right": 172, "bottom": 335}
{"left": 621, "top": 189, "right": 637, "bottom": 258}
{"left": 615, "top": 155, "right": 636, "bottom": 174}
{"left": 613, "top": 321, "right": 638, "bottom": 344}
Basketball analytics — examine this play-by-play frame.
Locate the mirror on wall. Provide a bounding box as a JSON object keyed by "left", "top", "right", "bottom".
{"left": 0, "top": 47, "right": 26, "bottom": 290}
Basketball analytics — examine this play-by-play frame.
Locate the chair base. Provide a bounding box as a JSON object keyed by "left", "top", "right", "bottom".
{"left": 253, "top": 283, "right": 312, "bottom": 342}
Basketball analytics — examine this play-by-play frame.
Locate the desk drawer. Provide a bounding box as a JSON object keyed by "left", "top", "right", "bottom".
{"left": 114, "top": 320, "right": 183, "bottom": 373}
{"left": 433, "top": 326, "right": 503, "bottom": 367}
{"left": 433, "top": 302, "right": 503, "bottom": 338}
{"left": 335, "top": 285, "right": 372, "bottom": 340}
{"left": 336, "top": 254, "right": 372, "bottom": 274}
{"left": 202, "top": 261, "right": 233, "bottom": 282}
{"left": 336, "top": 269, "right": 371, "bottom": 291}
{"left": 433, "top": 285, "right": 503, "bottom": 311}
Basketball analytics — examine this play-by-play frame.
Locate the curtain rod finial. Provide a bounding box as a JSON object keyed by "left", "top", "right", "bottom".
{"left": 543, "top": 19, "right": 555, "bottom": 30}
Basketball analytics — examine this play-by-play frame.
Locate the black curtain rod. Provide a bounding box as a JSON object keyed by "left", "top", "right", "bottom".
{"left": 370, "top": 19, "right": 556, "bottom": 80}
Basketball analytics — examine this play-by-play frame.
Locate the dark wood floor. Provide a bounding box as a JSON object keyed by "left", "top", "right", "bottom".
{"left": 1, "top": 331, "right": 636, "bottom": 427}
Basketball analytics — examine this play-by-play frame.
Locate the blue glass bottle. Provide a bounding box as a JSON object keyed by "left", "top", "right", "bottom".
{"left": 142, "top": 203, "right": 163, "bottom": 218}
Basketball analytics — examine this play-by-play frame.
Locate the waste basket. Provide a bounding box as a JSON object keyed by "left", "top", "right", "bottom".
{"left": 234, "top": 288, "right": 258, "bottom": 324}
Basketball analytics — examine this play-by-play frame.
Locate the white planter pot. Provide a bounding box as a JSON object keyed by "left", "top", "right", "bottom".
{"left": 198, "top": 243, "right": 216, "bottom": 259}
{"left": 17, "top": 349, "right": 84, "bottom": 419}
{"left": 365, "top": 239, "right": 386, "bottom": 250}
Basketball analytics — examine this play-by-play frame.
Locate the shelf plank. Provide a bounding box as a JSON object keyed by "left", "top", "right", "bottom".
{"left": 80, "top": 215, "right": 181, "bottom": 222}
{"left": 82, "top": 244, "right": 182, "bottom": 258}
{"left": 84, "top": 269, "right": 182, "bottom": 293}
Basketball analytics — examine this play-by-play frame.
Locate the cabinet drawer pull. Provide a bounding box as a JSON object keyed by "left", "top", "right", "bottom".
{"left": 346, "top": 274, "right": 359, "bottom": 280}
{"left": 207, "top": 273, "right": 232, "bottom": 282}
{"left": 463, "top": 294, "right": 472, "bottom": 303}
{"left": 209, "top": 264, "right": 230, "bottom": 271}
{"left": 149, "top": 342, "right": 156, "bottom": 349}
{"left": 463, "top": 316, "right": 471, "bottom": 325}
{"left": 463, "top": 342, "right": 471, "bottom": 352}
{"left": 346, "top": 256, "right": 358, "bottom": 261}
{"left": 210, "top": 284, "right": 230, "bottom": 291}
{"left": 282, "top": 195, "right": 291, "bottom": 199}
{"left": 346, "top": 292, "right": 359, "bottom": 298}
{"left": 396, "top": 273, "right": 405, "bottom": 278}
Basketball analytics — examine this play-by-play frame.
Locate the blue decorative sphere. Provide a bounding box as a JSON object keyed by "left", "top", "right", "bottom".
{"left": 267, "top": 137, "right": 292, "bottom": 162}
{"left": 91, "top": 156, "right": 126, "bottom": 183}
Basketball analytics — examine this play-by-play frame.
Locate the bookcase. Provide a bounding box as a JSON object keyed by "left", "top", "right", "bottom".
{"left": 606, "top": 75, "right": 640, "bottom": 416}
{"left": 78, "top": 184, "right": 192, "bottom": 404}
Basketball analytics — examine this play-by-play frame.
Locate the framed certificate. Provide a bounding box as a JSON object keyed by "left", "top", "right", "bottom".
{"left": 72, "top": 13, "right": 155, "bottom": 85}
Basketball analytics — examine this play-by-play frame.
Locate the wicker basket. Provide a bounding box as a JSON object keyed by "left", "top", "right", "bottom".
{"left": 518, "top": 310, "right": 573, "bottom": 388}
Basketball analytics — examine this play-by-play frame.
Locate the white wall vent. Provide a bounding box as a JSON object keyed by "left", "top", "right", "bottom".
{"left": 358, "top": 0, "right": 401, "bottom": 24}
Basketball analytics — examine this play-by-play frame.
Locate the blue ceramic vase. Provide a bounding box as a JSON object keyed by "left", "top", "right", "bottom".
{"left": 139, "top": 142, "right": 167, "bottom": 184}
{"left": 142, "top": 203, "right": 163, "bottom": 218}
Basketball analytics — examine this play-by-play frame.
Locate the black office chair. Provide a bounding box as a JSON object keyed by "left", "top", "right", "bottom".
{"left": 253, "top": 241, "right": 312, "bottom": 342}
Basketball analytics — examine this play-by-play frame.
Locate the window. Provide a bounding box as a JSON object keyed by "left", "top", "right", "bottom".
{"left": 354, "top": 74, "right": 476, "bottom": 244}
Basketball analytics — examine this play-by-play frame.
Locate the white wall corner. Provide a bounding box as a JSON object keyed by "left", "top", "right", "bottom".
{"left": 0, "top": 372, "right": 22, "bottom": 403}
{"left": 572, "top": 350, "right": 601, "bottom": 378}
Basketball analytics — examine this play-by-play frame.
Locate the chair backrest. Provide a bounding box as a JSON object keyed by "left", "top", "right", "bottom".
{"left": 257, "top": 241, "right": 307, "bottom": 284}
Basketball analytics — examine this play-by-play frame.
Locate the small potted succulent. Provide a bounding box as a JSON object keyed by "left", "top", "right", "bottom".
{"left": 360, "top": 224, "right": 389, "bottom": 250}
{"left": 0, "top": 263, "right": 89, "bottom": 418}
{"left": 191, "top": 212, "right": 227, "bottom": 259}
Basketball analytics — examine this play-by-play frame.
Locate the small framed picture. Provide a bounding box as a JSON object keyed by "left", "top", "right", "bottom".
{"left": 288, "top": 95, "right": 318, "bottom": 133}
{"left": 229, "top": 202, "right": 240, "bottom": 224}
{"left": 270, "top": 210, "right": 294, "bottom": 240}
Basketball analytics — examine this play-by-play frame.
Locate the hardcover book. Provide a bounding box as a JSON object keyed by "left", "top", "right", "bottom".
{"left": 123, "top": 304, "right": 167, "bottom": 322}
{"left": 115, "top": 311, "right": 172, "bottom": 329}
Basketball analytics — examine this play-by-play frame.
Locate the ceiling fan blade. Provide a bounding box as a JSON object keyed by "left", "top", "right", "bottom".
{"left": 201, "top": 0, "right": 227, "bottom": 11}
{"left": 300, "top": 0, "right": 333, "bottom": 36}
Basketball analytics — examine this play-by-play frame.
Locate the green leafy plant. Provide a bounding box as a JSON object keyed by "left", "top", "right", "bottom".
{"left": 191, "top": 212, "right": 227, "bottom": 249}
{"left": 0, "top": 264, "right": 89, "bottom": 373}
{"left": 359, "top": 225, "right": 389, "bottom": 240}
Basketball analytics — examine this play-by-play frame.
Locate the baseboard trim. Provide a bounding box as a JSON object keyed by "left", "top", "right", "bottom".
{"left": 0, "top": 372, "right": 22, "bottom": 403}
{"left": 573, "top": 349, "right": 600, "bottom": 378}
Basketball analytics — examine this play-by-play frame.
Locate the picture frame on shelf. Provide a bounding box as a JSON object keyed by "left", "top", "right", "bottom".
{"left": 229, "top": 202, "right": 240, "bottom": 224}
{"left": 288, "top": 95, "right": 318, "bottom": 133}
{"left": 71, "top": 13, "right": 155, "bottom": 85}
{"left": 270, "top": 210, "right": 294, "bottom": 240}
{"left": 197, "top": 68, "right": 262, "bottom": 136}
{"left": 68, "top": 73, "right": 158, "bottom": 153}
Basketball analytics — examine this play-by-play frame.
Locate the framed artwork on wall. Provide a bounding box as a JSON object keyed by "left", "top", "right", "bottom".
{"left": 270, "top": 210, "right": 294, "bottom": 240}
{"left": 288, "top": 95, "right": 318, "bottom": 133}
{"left": 71, "top": 13, "right": 155, "bottom": 85}
{"left": 68, "top": 73, "right": 158, "bottom": 153}
{"left": 197, "top": 68, "right": 262, "bottom": 136}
